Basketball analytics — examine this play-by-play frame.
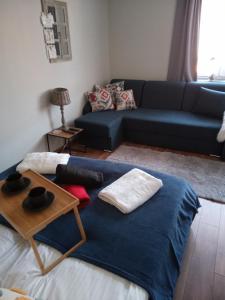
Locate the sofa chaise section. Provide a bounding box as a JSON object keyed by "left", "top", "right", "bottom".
{"left": 75, "top": 110, "right": 126, "bottom": 151}
{"left": 75, "top": 80, "right": 146, "bottom": 150}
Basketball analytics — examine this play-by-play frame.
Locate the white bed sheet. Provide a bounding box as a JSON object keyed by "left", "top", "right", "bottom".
{"left": 0, "top": 224, "right": 148, "bottom": 300}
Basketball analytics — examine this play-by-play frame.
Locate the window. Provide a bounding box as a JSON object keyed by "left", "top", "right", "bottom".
{"left": 197, "top": 0, "right": 225, "bottom": 80}
{"left": 42, "top": 0, "right": 72, "bottom": 62}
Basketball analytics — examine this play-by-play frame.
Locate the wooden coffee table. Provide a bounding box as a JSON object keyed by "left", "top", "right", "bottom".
{"left": 0, "top": 169, "right": 86, "bottom": 275}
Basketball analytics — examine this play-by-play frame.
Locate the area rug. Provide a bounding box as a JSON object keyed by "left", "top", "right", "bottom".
{"left": 107, "top": 145, "right": 225, "bottom": 203}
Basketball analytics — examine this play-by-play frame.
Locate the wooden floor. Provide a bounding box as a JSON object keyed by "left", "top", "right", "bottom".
{"left": 71, "top": 143, "right": 225, "bottom": 300}
{"left": 174, "top": 199, "right": 225, "bottom": 300}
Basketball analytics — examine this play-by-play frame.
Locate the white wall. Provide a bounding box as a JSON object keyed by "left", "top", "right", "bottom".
{"left": 0, "top": 0, "right": 177, "bottom": 171}
{"left": 0, "top": 0, "right": 110, "bottom": 171}
{"left": 109, "top": 0, "right": 176, "bottom": 80}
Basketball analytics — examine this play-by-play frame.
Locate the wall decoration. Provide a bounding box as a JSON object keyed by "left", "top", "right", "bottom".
{"left": 41, "top": 0, "right": 72, "bottom": 62}
{"left": 44, "top": 28, "right": 55, "bottom": 44}
{"left": 46, "top": 45, "right": 57, "bottom": 59}
{"left": 41, "top": 12, "right": 54, "bottom": 28}
{"left": 40, "top": 12, "right": 57, "bottom": 62}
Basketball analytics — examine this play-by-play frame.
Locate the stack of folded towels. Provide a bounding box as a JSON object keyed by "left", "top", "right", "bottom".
{"left": 16, "top": 152, "right": 163, "bottom": 213}
{"left": 98, "top": 168, "right": 163, "bottom": 214}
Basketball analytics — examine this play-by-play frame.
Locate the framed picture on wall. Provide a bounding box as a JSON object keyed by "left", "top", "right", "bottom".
{"left": 41, "top": 0, "right": 72, "bottom": 62}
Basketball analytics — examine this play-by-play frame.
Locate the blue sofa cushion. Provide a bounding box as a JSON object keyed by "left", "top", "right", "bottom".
{"left": 193, "top": 87, "right": 225, "bottom": 119}
{"left": 75, "top": 110, "right": 126, "bottom": 137}
{"left": 183, "top": 82, "right": 225, "bottom": 112}
{"left": 111, "top": 79, "right": 145, "bottom": 106}
{"left": 141, "top": 81, "right": 185, "bottom": 110}
{"left": 123, "top": 108, "right": 221, "bottom": 140}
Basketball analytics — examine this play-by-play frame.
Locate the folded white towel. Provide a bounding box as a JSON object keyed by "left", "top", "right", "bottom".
{"left": 217, "top": 111, "right": 225, "bottom": 142}
{"left": 16, "top": 152, "right": 70, "bottom": 174}
{"left": 98, "top": 168, "right": 163, "bottom": 214}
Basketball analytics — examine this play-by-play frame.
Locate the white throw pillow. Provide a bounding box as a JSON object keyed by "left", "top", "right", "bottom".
{"left": 16, "top": 152, "right": 70, "bottom": 174}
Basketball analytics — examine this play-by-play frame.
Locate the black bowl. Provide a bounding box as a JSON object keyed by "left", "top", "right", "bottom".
{"left": 22, "top": 190, "right": 54, "bottom": 212}
{"left": 1, "top": 172, "right": 31, "bottom": 195}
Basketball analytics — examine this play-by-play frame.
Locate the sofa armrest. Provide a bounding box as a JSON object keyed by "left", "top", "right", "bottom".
{"left": 82, "top": 101, "right": 92, "bottom": 115}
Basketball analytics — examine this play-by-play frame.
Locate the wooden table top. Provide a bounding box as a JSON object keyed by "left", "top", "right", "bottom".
{"left": 0, "top": 170, "right": 79, "bottom": 239}
{"left": 47, "top": 127, "right": 83, "bottom": 139}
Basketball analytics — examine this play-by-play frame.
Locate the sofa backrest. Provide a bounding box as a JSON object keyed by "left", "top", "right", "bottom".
{"left": 111, "top": 79, "right": 145, "bottom": 107}
{"left": 141, "top": 81, "right": 186, "bottom": 110}
{"left": 183, "top": 82, "right": 225, "bottom": 112}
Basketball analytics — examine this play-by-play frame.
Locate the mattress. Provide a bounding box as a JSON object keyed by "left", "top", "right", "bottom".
{"left": 0, "top": 156, "right": 199, "bottom": 299}
{"left": 0, "top": 224, "right": 148, "bottom": 300}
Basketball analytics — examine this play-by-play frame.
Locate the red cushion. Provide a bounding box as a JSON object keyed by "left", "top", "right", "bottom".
{"left": 62, "top": 185, "right": 90, "bottom": 209}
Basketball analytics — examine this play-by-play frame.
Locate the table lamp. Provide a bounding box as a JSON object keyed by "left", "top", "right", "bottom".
{"left": 51, "top": 88, "right": 71, "bottom": 131}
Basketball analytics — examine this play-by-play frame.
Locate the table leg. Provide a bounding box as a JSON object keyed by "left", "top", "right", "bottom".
{"left": 47, "top": 134, "right": 50, "bottom": 152}
{"left": 60, "top": 138, "right": 68, "bottom": 153}
{"left": 29, "top": 237, "right": 45, "bottom": 274}
{"left": 73, "top": 206, "right": 86, "bottom": 241}
{"left": 68, "top": 138, "right": 72, "bottom": 155}
{"left": 29, "top": 207, "right": 86, "bottom": 275}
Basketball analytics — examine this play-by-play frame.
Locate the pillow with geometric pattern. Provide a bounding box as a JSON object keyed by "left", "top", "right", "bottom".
{"left": 95, "top": 81, "right": 125, "bottom": 102}
{"left": 115, "top": 89, "right": 137, "bottom": 111}
{"left": 86, "top": 88, "right": 114, "bottom": 112}
{"left": 105, "top": 81, "right": 125, "bottom": 94}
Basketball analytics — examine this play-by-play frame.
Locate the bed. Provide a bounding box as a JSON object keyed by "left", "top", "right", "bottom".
{"left": 0, "top": 224, "right": 148, "bottom": 300}
{"left": 0, "top": 156, "right": 200, "bottom": 300}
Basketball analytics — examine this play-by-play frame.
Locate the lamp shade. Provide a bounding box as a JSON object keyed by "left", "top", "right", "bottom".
{"left": 51, "top": 88, "right": 71, "bottom": 106}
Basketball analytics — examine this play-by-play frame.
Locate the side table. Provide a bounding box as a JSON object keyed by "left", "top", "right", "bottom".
{"left": 0, "top": 169, "right": 86, "bottom": 275}
{"left": 46, "top": 127, "right": 84, "bottom": 154}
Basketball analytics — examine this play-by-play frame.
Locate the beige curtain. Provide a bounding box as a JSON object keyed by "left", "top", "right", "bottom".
{"left": 167, "top": 0, "right": 202, "bottom": 81}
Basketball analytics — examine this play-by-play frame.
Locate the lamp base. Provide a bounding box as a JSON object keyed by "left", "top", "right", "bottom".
{"left": 61, "top": 125, "right": 71, "bottom": 133}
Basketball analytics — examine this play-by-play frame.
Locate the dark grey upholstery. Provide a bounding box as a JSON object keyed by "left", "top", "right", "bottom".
{"left": 183, "top": 82, "right": 225, "bottom": 111}
{"left": 141, "top": 81, "right": 185, "bottom": 110}
{"left": 123, "top": 108, "right": 221, "bottom": 139}
{"left": 75, "top": 80, "right": 225, "bottom": 158}
{"left": 193, "top": 88, "right": 225, "bottom": 119}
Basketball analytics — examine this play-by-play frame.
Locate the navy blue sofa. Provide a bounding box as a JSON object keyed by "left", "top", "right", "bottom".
{"left": 75, "top": 80, "right": 225, "bottom": 159}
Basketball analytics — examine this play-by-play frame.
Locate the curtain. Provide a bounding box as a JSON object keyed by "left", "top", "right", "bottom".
{"left": 167, "top": 0, "right": 202, "bottom": 81}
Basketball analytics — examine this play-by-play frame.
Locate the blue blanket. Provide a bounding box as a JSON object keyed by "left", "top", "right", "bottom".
{"left": 0, "top": 157, "right": 200, "bottom": 300}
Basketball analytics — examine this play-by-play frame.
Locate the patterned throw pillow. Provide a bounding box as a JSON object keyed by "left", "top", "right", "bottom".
{"left": 105, "top": 81, "right": 125, "bottom": 94}
{"left": 95, "top": 81, "right": 125, "bottom": 102}
{"left": 86, "top": 88, "right": 114, "bottom": 112}
{"left": 115, "top": 89, "right": 137, "bottom": 111}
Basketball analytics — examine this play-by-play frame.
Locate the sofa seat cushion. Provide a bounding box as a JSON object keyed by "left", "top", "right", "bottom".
{"left": 123, "top": 108, "right": 221, "bottom": 140}
{"left": 75, "top": 110, "right": 127, "bottom": 137}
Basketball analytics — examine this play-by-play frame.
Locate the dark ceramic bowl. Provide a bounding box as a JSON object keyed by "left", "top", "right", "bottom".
{"left": 22, "top": 186, "right": 54, "bottom": 212}
{"left": 2, "top": 172, "right": 31, "bottom": 194}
